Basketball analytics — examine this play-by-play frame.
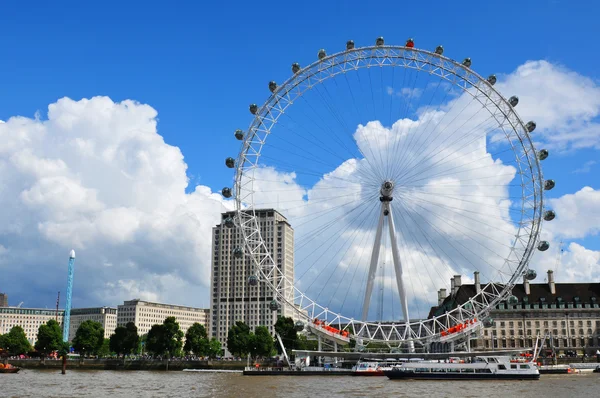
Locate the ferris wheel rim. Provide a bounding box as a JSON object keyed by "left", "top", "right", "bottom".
{"left": 232, "top": 43, "right": 545, "bottom": 344}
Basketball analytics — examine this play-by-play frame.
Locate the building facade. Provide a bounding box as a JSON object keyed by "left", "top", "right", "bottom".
{"left": 117, "top": 299, "right": 209, "bottom": 336}
{"left": 0, "top": 292, "right": 7, "bottom": 307}
{"left": 431, "top": 271, "right": 600, "bottom": 355}
{"left": 68, "top": 307, "right": 118, "bottom": 341}
{"left": 0, "top": 307, "right": 64, "bottom": 344}
{"left": 210, "top": 209, "right": 295, "bottom": 348}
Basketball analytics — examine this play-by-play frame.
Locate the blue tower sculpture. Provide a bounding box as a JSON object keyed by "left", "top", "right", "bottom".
{"left": 62, "top": 249, "right": 76, "bottom": 342}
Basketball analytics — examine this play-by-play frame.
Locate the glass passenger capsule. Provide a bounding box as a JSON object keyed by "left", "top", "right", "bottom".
{"left": 232, "top": 247, "right": 244, "bottom": 259}
{"left": 318, "top": 49, "right": 327, "bottom": 60}
{"left": 292, "top": 62, "right": 301, "bottom": 74}
{"left": 525, "top": 269, "right": 537, "bottom": 280}
{"left": 376, "top": 37, "right": 384, "bottom": 46}
{"left": 434, "top": 45, "right": 444, "bottom": 55}
{"left": 222, "top": 187, "right": 232, "bottom": 198}
{"left": 508, "top": 96, "right": 519, "bottom": 107}
{"left": 294, "top": 321, "right": 305, "bottom": 331}
{"left": 462, "top": 58, "right": 472, "bottom": 68}
{"left": 507, "top": 295, "right": 518, "bottom": 306}
{"left": 224, "top": 217, "right": 234, "bottom": 228}
{"left": 544, "top": 179, "right": 555, "bottom": 190}
{"left": 225, "top": 157, "right": 235, "bottom": 168}
{"left": 543, "top": 210, "right": 556, "bottom": 221}
{"left": 269, "top": 81, "right": 277, "bottom": 93}
{"left": 269, "top": 300, "right": 281, "bottom": 311}
{"left": 248, "top": 275, "right": 258, "bottom": 286}
{"left": 525, "top": 121, "right": 536, "bottom": 133}
{"left": 234, "top": 129, "right": 244, "bottom": 140}
{"left": 405, "top": 38, "right": 414, "bottom": 48}
{"left": 487, "top": 75, "right": 497, "bottom": 86}
{"left": 346, "top": 40, "right": 355, "bottom": 50}
{"left": 249, "top": 104, "right": 258, "bottom": 115}
{"left": 538, "top": 149, "right": 549, "bottom": 161}
{"left": 538, "top": 241, "right": 550, "bottom": 251}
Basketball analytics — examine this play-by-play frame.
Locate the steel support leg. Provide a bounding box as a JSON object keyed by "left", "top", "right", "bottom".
{"left": 361, "top": 205, "right": 386, "bottom": 321}
{"left": 386, "top": 202, "right": 414, "bottom": 352}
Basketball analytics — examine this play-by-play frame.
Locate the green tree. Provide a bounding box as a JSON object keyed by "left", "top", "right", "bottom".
{"left": 297, "top": 334, "right": 318, "bottom": 351}
{"left": 183, "top": 323, "right": 209, "bottom": 356}
{"left": 72, "top": 320, "right": 104, "bottom": 356}
{"left": 226, "top": 321, "right": 251, "bottom": 357}
{"left": 97, "top": 338, "right": 112, "bottom": 357}
{"left": 109, "top": 326, "right": 128, "bottom": 357}
{"left": 207, "top": 337, "right": 222, "bottom": 358}
{"left": 146, "top": 317, "right": 184, "bottom": 357}
{"left": 2, "top": 326, "right": 32, "bottom": 355}
{"left": 123, "top": 322, "right": 139, "bottom": 356}
{"left": 249, "top": 326, "right": 274, "bottom": 358}
{"left": 34, "top": 319, "right": 62, "bottom": 355}
{"left": 274, "top": 316, "right": 298, "bottom": 352}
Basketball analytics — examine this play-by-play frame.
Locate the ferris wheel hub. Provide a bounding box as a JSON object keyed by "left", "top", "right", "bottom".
{"left": 380, "top": 180, "right": 394, "bottom": 202}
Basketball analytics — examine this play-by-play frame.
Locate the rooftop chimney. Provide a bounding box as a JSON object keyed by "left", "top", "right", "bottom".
{"left": 438, "top": 288, "right": 447, "bottom": 306}
{"left": 453, "top": 275, "right": 462, "bottom": 295}
{"left": 474, "top": 271, "right": 481, "bottom": 294}
{"left": 547, "top": 270, "right": 556, "bottom": 295}
{"left": 450, "top": 277, "right": 455, "bottom": 297}
{"left": 523, "top": 275, "right": 530, "bottom": 295}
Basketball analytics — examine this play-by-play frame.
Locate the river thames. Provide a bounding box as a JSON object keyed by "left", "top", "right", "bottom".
{"left": 2, "top": 370, "right": 598, "bottom": 397}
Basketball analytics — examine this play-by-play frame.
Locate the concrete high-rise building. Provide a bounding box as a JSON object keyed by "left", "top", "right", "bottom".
{"left": 0, "top": 307, "right": 64, "bottom": 344}
{"left": 210, "top": 209, "right": 295, "bottom": 348}
{"left": 68, "top": 307, "right": 118, "bottom": 341}
{"left": 0, "top": 292, "right": 7, "bottom": 307}
{"left": 117, "top": 299, "right": 209, "bottom": 336}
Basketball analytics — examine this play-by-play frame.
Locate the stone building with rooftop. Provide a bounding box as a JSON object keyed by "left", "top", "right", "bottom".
{"left": 430, "top": 270, "right": 600, "bottom": 355}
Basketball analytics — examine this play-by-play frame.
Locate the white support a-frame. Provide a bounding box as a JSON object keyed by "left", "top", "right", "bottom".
{"left": 361, "top": 181, "right": 414, "bottom": 352}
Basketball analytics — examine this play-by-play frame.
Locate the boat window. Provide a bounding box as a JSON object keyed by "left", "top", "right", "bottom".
{"left": 519, "top": 365, "right": 530, "bottom": 369}
{"left": 498, "top": 364, "right": 507, "bottom": 370}
{"left": 510, "top": 364, "right": 517, "bottom": 369}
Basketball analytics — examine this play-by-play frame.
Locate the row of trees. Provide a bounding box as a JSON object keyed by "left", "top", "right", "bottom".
{"left": 1, "top": 317, "right": 222, "bottom": 358}
{"left": 225, "top": 317, "right": 319, "bottom": 358}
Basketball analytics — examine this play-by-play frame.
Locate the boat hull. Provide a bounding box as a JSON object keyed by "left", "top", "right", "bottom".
{"left": 0, "top": 368, "right": 20, "bottom": 374}
{"left": 350, "top": 370, "right": 385, "bottom": 376}
{"left": 384, "top": 370, "right": 539, "bottom": 380}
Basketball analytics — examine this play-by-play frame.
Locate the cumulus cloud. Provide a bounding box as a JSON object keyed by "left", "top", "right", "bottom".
{"left": 496, "top": 60, "right": 600, "bottom": 151}
{"left": 0, "top": 97, "right": 231, "bottom": 308}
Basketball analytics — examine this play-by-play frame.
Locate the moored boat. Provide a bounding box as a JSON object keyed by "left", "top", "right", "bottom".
{"left": 351, "top": 358, "right": 410, "bottom": 376}
{"left": 0, "top": 364, "right": 20, "bottom": 374}
{"left": 384, "top": 356, "right": 539, "bottom": 380}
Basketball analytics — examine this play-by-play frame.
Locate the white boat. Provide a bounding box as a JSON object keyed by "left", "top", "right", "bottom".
{"left": 351, "top": 358, "right": 415, "bottom": 376}
{"left": 384, "top": 356, "right": 540, "bottom": 380}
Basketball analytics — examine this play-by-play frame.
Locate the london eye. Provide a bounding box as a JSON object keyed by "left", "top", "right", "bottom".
{"left": 223, "top": 38, "right": 555, "bottom": 350}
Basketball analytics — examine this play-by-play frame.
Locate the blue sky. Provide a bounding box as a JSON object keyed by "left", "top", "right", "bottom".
{"left": 1, "top": 0, "right": 598, "bottom": 192}
{"left": 0, "top": 0, "right": 598, "bottom": 312}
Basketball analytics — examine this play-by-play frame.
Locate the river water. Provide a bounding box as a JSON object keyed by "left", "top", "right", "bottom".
{"left": 2, "top": 370, "right": 597, "bottom": 397}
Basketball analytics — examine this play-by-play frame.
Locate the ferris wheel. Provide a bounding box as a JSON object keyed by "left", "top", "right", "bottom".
{"left": 222, "top": 38, "right": 556, "bottom": 349}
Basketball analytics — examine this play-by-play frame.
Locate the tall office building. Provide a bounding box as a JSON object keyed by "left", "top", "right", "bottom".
{"left": 210, "top": 209, "right": 294, "bottom": 349}
{"left": 68, "top": 307, "right": 118, "bottom": 341}
{"left": 0, "top": 292, "right": 7, "bottom": 307}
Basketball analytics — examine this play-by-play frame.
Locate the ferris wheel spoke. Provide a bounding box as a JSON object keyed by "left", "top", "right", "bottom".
{"left": 396, "top": 193, "right": 515, "bottom": 278}
{"left": 396, "top": 115, "right": 501, "bottom": 184}
{"left": 397, "top": 189, "right": 523, "bottom": 224}
{"left": 394, "top": 100, "right": 485, "bottom": 182}
{"left": 296, "top": 198, "right": 378, "bottom": 284}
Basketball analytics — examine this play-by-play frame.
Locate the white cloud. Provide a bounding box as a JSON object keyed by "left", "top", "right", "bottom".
{"left": 546, "top": 186, "right": 600, "bottom": 240}
{"left": 0, "top": 96, "right": 232, "bottom": 307}
{"left": 572, "top": 160, "right": 597, "bottom": 174}
{"left": 496, "top": 60, "right": 600, "bottom": 151}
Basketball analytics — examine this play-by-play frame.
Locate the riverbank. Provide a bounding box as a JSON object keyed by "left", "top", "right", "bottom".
{"left": 6, "top": 358, "right": 247, "bottom": 371}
